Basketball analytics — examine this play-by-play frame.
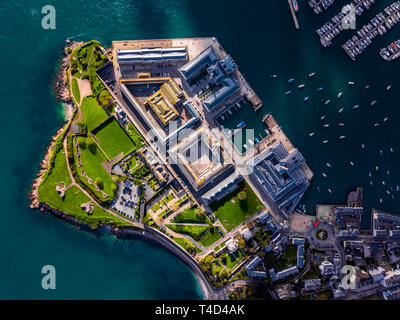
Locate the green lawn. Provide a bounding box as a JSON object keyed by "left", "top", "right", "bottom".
{"left": 76, "top": 136, "right": 116, "bottom": 197}
{"left": 92, "top": 117, "right": 135, "bottom": 160}
{"left": 199, "top": 228, "right": 222, "bottom": 247}
{"left": 125, "top": 123, "right": 145, "bottom": 148}
{"left": 151, "top": 203, "right": 161, "bottom": 213}
{"left": 276, "top": 245, "right": 297, "bottom": 270}
{"left": 80, "top": 97, "right": 109, "bottom": 132}
{"left": 172, "top": 206, "right": 207, "bottom": 224}
{"left": 164, "top": 193, "right": 175, "bottom": 203}
{"left": 210, "top": 180, "right": 264, "bottom": 232}
{"left": 38, "top": 148, "right": 129, "bottom": 229}
{"left": 222, "top": 250, "right": 244, "bottom": 270}
{"left": 167, "top": 224, "right": 209, "bottom": 242}
{"left": 72, "top": 78, "right": 80, "bottom": 103}
{"left": 173, "top": 237, "right": 198, "bottom": 253}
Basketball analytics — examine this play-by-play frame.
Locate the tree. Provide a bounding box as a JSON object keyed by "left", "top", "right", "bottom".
{"left": 238, "top": 191, "right": 247, "bottom": 201}
{"left": 95, "top": 177, "right": 104, "bottom": 190}
{"left": 194, "top": 207, "right": 202, "bottom": 217}
{"left": 111, "top": 183, "right": 118, "bottom": 196}
{"left": 170, "top": 203, "right": 179, "bottom": 212}
{"left": 78, "top": 137, "right": 86, "bottom": 149}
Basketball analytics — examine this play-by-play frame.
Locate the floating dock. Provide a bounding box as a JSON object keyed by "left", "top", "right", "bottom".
{"left": 380, "top": 39, "right": 400, "bottom": 61}
{"left": 342, "top": 1, "right": 400, "bottom": 61}
{"left": 316, "top": 0, "right": 376, "bottom": 48}
{"left": 308, "top": 0, "right": 336, "bottom": 15}
{"left": 288, "top": 0, "right": 300, "bottom": 30}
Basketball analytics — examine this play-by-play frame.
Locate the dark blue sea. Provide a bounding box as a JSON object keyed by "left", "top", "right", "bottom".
{"left": 0, "top": 0, "right": 399, "bottom": 298}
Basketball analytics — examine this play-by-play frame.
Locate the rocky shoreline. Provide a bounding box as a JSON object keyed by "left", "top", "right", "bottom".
{"left": 30, "top": 43, "right": 76, "bottom": 210}
{"left": 29, "top": 125, "right": 68, "bottom": 210}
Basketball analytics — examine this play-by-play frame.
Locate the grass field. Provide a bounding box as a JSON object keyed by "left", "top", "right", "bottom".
{"left": 276, "top": 245, "right": 297, "bottom": 270}
{"left": 80, "top": 97, "right": 109, "bottom": 132}
{"left": 199, "top": 228, "right": 222, "bottom": 247}
{"left": 167, "top": 224, "right": 209, "bottom": 242}
{"left": 209, "top": 180, "right": 264, "bottom": 232}
{"left": 126, "top": 123, "right": 145, "bottom": 148}
{"left": 172, "top": 206, "right": 207, "bottom": 224}
{"left": 72, "top": 78, "right": 80, "bottom": 103}
{"left": 38, "top": 149, "right": 129, "bottom": 229}
{"left": 76, "top": 136, "right": 116, "bottom": 197}
{"left": 93, "top": 117, "right": 135, "bottom": 160}
{"left": 222, "top": 250, "right": 244, "bottom": 270}
{"left": 172, "top": 237, "right": 195, "bottom": 252}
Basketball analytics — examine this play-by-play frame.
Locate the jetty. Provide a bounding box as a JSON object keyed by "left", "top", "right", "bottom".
{"left": 342, "top": 1, "right": 400, "bottom": 61}
{"left": 308, "top": 0, "right": 336, "bottom": 15}
{"left": 380, "top": 39, "right": 400, "bottom": 61}
{"left": 288, "top": 0, "right": 300, "bottom": 30}
{"left": 316, "top": 0, "right": 376, "bottom": 48}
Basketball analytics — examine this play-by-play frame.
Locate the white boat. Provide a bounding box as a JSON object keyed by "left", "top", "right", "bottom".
{"left": 243, "top": 144, "right": 248, "bottom": 150}
{"left": 309, "top": 132, "right": 315, "bottom": 137}
{"left": 248, "top": 139, "right": 254, "bottom": 146}
{"left": 390, "top": 147, "right": 394, "bottom": 153}
{"left": 380, "top": 150, "right": 383, "bottom": 156}
{"left": 370, "top": 100, "right": 378, "bottom": 106}
{"left": 350, "top": 161, "right": 355, "bottom": 166}
{"left": 298, "top": 84, "right": 306, "bottom": 89}
{"left": 380, "top": 198, "right": 383, "bottom": 204}
{"left": 364, "top": 84, "right": 371, "bottom": 90}
{"left": 323, "top": 124, "right": 330, "bottom": 128}
{"left": 270, "top": 74, "right": 278, "bottom": 79}
{"left": 396, "top": 185, "right": 400, "bottom": 192}
{"left": 370, "top": 181, "right": 373, "bottom": 186}
{"left": 309, "top": 72, "right": 316, "bottom": 77}
{"left": 322, "top": 140, "right": 329, "bottom": 144}
{"left": 338, "top": 123, "right": 345, "bottom": 127}
{"left": 322, "top": 173, "right": 327, "bottom": 178}
{"left": 382, "top": 181, "right": 386, "bottom": 186}
{"left": 325, "top": 99, "right": 331, "bottom": 106}
{"left": 361, "top": 144, "right": 365, "bottom": 149}
{"left": 387, "top": 170, "right": 390, "bottom": 175}
{"left": 320, "top": 115, "right": 326, "bottom": 120}
{"left": 352, "top": 104, "right": 359, "bottom": 110}
{"left": 374, "top": 123, "right": 380, "bottom": 127}
{"left": 338, "top": 92, "right": 343, "bottom": 98}
{"left": 326, "top": 163, "right": 332, "bottom": 168}
{"left": 387, "top": 85, "right": 392, "bottom": 90}
{"left": 339, "top": 135, "right": 346, "bottom": 140}
{"left": 384, "top": 117, "right": 389, "bottom": 122}
{"left": 328, "top": 189, "right": 333, "bottom": 194}
{"left": 338, "top": 107, "right": 344, "bottom": 114}
{"left": 368, "top": 172, "right": 372, "bottom": 177}
{"left": 348, "top": 81, "right": 355, "bottom": 85}
{"left": 376, "top": 166, "right": 379, "bottom": 171}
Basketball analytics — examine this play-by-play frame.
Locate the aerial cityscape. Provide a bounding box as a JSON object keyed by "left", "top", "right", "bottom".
{"left": 1, "top": 0, "right": 400, "bottom": 303}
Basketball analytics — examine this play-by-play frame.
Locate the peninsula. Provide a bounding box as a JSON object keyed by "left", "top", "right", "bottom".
{"left": 31, "top": 38, "right": 313, "bottom": 300}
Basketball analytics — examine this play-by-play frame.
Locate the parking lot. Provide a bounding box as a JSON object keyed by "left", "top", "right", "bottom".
{"left": 111, "top": 179, "right": 140, "bottom": 219}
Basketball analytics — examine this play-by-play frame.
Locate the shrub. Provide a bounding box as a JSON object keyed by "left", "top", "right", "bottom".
{"left": 95, "top": 177, "right": 104, "bottom": 190}
{"left": 238, "top": 191, "right": 247, "bottom": 201}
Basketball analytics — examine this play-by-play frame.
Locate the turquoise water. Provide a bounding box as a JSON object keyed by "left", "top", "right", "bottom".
{"left": 0, "top": 0, "right": 399, "bottom": 298}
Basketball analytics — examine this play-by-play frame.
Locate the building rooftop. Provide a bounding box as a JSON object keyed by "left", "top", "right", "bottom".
{"left": 249, "top": 142, "right": 309, "bottom": 216}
